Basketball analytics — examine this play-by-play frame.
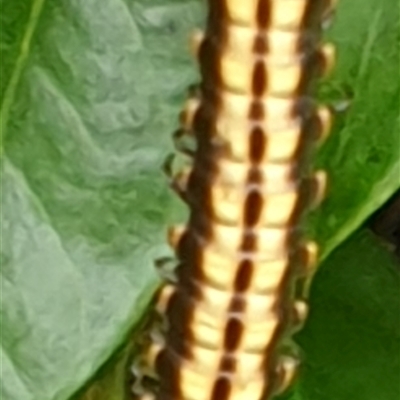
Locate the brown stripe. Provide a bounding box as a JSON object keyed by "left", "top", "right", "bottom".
{"left": 223, "top": 318, "right": 244, "bottom": 351}
{"left": 164, "top": 289, "right": 195, "bottom": 358}
{"left": 249, "top": 126, "right": 266, "bottom": 163}
{"left": 176, "top": 232, "right": 205, "bottom": 287}
{"left": 234, "top": 259, "right": 254, "bottom": 292}
{"left": 244, "top": 190, "right": 263, "bottom": 227}
{"left": 211, "top": 377, "right": 231, "bottom": 400}
{"left": 256, "top": 0, "right": 271, "bottom": 28}
{"left": 242, "top": 168, "right": 263, "bottom": 235}
{"left": 206, "top": 0, "right": 228, "bottom": 36}
{"left": 219, "top": 353, "right": 237, "bottom": 373}
{"left": 252, "top": 61, "right": 266, "bottom": 97}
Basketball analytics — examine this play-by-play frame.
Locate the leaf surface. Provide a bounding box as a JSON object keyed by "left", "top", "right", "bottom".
{"left": 312, "top": 0, "right": 400, "bottom": 258}
{"left": 1, "top": 1, "right": 201, "bottom": 399}
{"left": 295, "top": 229, "right": 400, "bottom": 400}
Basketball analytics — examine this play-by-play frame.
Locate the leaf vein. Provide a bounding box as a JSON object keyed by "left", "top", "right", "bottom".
{"left": 0, "top": 0, "right": 46, "bottom": 152}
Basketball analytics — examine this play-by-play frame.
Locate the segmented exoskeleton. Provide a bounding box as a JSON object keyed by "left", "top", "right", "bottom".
{"left": 132, "top": 1, "right": 336, "bottom": 399}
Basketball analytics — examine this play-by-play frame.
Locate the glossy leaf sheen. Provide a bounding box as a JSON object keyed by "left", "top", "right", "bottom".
{"left": 0, "top": 0, "right": 398, "bottom": 400}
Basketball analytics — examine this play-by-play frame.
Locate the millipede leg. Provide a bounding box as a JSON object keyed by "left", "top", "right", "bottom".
{"left": 320, "top": 43, "right": 336, "bottom": 77}
{"left": 131, "top": 362, "right": 145, "bottom": 394}
{"left": 132, "top": 391, "right": 156, "bottom": 400}
{"left": 173, "top": 169, "right": 191, "bottom": 199}
{"left": 316, "top": 106, "right": 332, "bottom": 144}
{"left": 154, "top": 257, "right": 177, "bottom": 284}
{"left": 292, "top": 300, "right": 309, "bottom": 331}
{"left": 162, "top": 154, "right": 192, "bottom": 200}
{"left": 131, "top": 332, "right": 165, "bottom": 399}
{"left": 299, "top": 241, "right": 320, "bottom": 298}
{"left": 311, "top": 170, "right": 328, "bottom": 208}
{"left": 156, "top": 284, "right": 176, "bottom": 315}
{"left": 180, "top": 97, "right": 201, "bottom": 130}
{"left": 304, "top": 241, "right": 319, "bottom": 272}
{"left": 275, "top": 356, "right": 299, "bottom": 395}
{"left": 146, "top": 341, "right": 164, "bottom": 369}
{"left": 131, "top": 352, "right": 158, "bottom": 396}
{"left": 322, "top": 0, "right": 338, "bottom": 29}
{"left": 173, "top": 129, "right": 196, "bottom": 157}
{"left": 174, "top": 96, "right": 200, "bottom": 156}
{"left": 161, "top": 154, "right": 176, "bottom": 181}
{"left": 167, "top": 225, "right": 186, "bottom": 248}
{"left": 190, "top": 29, "right": 205, "bottom": 57}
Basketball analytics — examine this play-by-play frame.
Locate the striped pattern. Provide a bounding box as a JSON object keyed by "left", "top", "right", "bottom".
{"left": 133, "top": 1, "right": 335, "bottom": 399}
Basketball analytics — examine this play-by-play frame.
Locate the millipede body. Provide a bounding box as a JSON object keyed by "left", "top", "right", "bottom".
{"left": 133, "top": 1, "right": 336, "bottom": 399}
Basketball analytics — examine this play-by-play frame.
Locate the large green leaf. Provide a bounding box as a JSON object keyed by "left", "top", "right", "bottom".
{"left": 1, "top": 1, "right": 202, "bottom": 399}
{"left": 276, "top": 229, "right": 400, "bottom": 400}
{"left": 312, "top": 0, "right": 400, "bottom": 258}
{"left": 1, "top": 1, "right": 398, "bottom": 400}
{"left": 297, "top": 229, "right": 400, "bottom": 400}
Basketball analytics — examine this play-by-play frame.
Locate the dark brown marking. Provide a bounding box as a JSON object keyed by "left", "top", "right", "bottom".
{"left": 224, "top": 318, "right": 244, "bottom": 351}
{"left": 234, "top": 259, "right": 254, "bottom": 292}
{"left": 197, "top": 37, "right": 223, "bottom": 101}
{"left": 244, "top": 190, "right": 263, "bottom": 227}
{"left": 206, "top": 0, "right": 228, "bottom": 37}
{"left": 249, "top": 126, "right": 266, "bottom": 163}
{"left": 211, "top": 377, "right": 231, "bottom": 400}
{"left": 175, "top": 232, "right": 205, "bottom": 290}
{"left": 252, "top": 61, "right": 266, "bottom": 97}
{"left": 243, "top": 167, "right": 263, "bottom": 229}
{"left": 219, "top": 354, "right": 237, "bottom": 373}
{"left": 256, "top": 0, "right": 271, "bottom": 28}
{"left": 164, "top": 289, "right": 195, "bottom": 358}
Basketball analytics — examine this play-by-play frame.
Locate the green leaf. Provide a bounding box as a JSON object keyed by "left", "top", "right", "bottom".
{"left": 1, "top": 1, "right": 398, "bottom": 400}
{"left": 312, "top": 0, "right": 400, "bottom": 259}
{"left": 277, "top": 229, "right": 400, "bottom": 400}
{"left": 298, "top": 229, "right": 400, "bottom": 400}
{"left": 1, "top": 1, "right": 202, "bottom": 399}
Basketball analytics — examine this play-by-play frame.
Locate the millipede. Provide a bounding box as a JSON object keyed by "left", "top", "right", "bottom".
{"left": 132, "top": 1, "right": 337, "bottom": 399}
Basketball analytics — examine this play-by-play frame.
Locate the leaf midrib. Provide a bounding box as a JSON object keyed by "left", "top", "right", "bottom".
{"left": 0, "top": 0, "right": 46, "bottom": 153}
